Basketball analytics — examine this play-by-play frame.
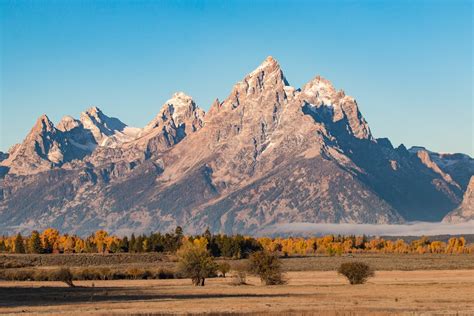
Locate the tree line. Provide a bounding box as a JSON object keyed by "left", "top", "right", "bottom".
{"left": 1, "top": 227, "right": 472, "bottom": 255}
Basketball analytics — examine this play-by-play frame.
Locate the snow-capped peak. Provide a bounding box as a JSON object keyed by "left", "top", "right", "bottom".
{"left": 250, "top": 56, "right": 280, "bottom": 75}
{"left": 142, "top": 92, "right": 199, "bottom": 133}
{"left": 302, "top": 76, "right": 337, "bottom": 106}
{"left": 77, "top": 107, "right": 140, "bottom": 147}
{"left": 57, "top": 115, "right": 81, "bottom": 132}
{"left": 246, "top": 56, "right": 289, "bottom": 86}
{"left": 166, "top": 92, "right": 194, "bottom": 109}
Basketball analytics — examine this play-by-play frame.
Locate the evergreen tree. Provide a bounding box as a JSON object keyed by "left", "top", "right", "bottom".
{"left": 129, "top": 234, "right": 137, "bottom": 253}
{"left": 134, "top": 235, "right": 144, "bottom": 252}
{"left": 175, "top": 226, "right": 183, "bottom": 237}
{"left": 120, "top": 236, "right": 129, "bottom": 252}
{"left": 28, "top": 230, "right": 43, "bottom": 254}
{"left": 14, "top": 233, "right": 26, "bottom": 254}
{"left": 0, "top": 239, "right": 6, "bottom": 252}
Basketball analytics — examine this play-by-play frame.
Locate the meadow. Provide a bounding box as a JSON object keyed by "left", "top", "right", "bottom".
{"left": 1, "top": 229, "right": 473, "bottom": 315}
{"left": 1, "top": 253, "right": 473, "bottom": 315}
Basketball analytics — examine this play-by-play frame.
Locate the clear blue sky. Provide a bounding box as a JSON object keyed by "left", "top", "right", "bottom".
{"left": 1, "top": 0, "right": 472, "bottom": 155}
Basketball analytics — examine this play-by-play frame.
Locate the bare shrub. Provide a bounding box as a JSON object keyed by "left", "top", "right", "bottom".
{"left": 248, "top": 250, "right": 286, "bottom": 285}
{"left": 52, "top": 268, "right": 75, "bottom": 287}
{"left": 126, "top": 267, "right": 146, "bottom": 279}
{"left": 217, "top": 262, "right": 231, "bottom": 278}
{"left": 338, "top": 261, "right": 374, "bottom": 285}
{"left": 231, "top": 270, "right": 247, "bottom": 286}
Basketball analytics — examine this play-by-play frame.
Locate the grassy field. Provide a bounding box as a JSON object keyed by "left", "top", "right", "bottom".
{"left": 1, "top": 253, "right": 473, "bottom": 315}
{"left": 0, "top": 270, "right": 473, "bottom": 315}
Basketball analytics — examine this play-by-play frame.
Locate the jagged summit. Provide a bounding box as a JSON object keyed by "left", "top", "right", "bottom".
{"left": 57, "top": 115, "right": 81, "bottom": 132}
{"left": 245, "top": 55, "right": 290, "bottom": 87}
{"left": 249, "top": 56, "right": 283, "bottom": 76}
{"left": 32, "top": 114, "right": 55, "bottom": 133}
{"left": 302, "top": 76, "right": 338, "bottom": 106}
{"left": 130, "top": 92, "right": 205, "bottom": 154}
{"left": 85, "top": 105, "right": 102, "bottom": 114}
{"left": 142, "top": 92, "right": 204, "bottom": 132}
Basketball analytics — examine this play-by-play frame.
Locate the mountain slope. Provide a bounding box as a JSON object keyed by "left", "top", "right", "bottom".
{"left": 443, "top": 176, "right": 474, "bottom": 223}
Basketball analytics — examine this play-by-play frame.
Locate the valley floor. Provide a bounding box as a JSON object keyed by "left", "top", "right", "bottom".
{"left": 0, "top": 269, "right": 473, "bottom": 315}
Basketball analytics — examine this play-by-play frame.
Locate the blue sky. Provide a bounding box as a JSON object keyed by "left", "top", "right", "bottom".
{"left": 1, "top": 0, "right": 472, "bottom": 155}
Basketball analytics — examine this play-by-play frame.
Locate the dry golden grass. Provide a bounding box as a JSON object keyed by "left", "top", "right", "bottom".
{"left": 0, "top": 269, "right": 473, "bottom": 315}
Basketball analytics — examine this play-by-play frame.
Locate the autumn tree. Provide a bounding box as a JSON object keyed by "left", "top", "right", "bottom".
{"left": 217, "top": 261, "right": 231, "bottom": 278}
{"left": 177, "top": 240, "right": 217, "bottom": 286}
{"left": 41, "top": 228, "right": 60, "bottom": 253}
{"left": 93, "top": 230, "right": 109, "bottom": 253}
{"left": 248, "top": 250, "right": 286, "bottom": 285}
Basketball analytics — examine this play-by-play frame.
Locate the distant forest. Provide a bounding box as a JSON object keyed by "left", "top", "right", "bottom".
{"left": 2, "top": 227, "right": 472, "bottom": 256}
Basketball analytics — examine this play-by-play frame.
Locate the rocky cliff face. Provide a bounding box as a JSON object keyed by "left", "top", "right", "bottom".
{"left": 443, "top": 176, "right": 474, "bottom": 223}
{"left": 0, "top": 57, "right": 471, "bottom": 235}
{"left": 409, "top": 146, "right": 474, "bottom": 190}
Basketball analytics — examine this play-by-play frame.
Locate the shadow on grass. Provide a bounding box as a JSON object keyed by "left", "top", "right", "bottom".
{"left": 0, "top": 286, "right": 294, "bottom": 307}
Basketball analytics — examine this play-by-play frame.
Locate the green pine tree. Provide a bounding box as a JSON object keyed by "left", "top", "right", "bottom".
{"left": 28, "top": 230, "right": 43, "bottom": 254}
{"left": 14, "top": 233, "right": 26, "bottom": 254}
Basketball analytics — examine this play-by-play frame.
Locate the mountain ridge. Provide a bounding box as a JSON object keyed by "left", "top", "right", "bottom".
{"left": 0, "top": 56, "right": 472, "bottom": 235}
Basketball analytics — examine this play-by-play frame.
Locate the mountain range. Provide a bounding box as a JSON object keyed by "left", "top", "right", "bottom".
{"left": 1, "top": 57, "right": 473, "bottom": 236}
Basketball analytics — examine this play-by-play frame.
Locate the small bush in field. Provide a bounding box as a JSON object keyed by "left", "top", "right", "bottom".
{"left": 217, "top": 262, "right": 231, "bottom": 278}
{"left": 52, "top": 268, "right": 75, "bottom": 287}
{"left": 231, "top": 270, "right": 247, "bottom": 286}
{"left": 338, "top": 262, "right": 374, "bottom": 285}
{"left": 126, "top": 267, "right": 145, "bottom": 279}
{"left": 248, "top": 250, "right": 286, "bottom": 285}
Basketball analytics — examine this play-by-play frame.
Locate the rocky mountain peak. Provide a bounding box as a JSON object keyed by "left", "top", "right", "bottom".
{"left": 84, "top": 105, "right": 102, "bottom": 117}
{"left": 248, "top": 56, "right": 283, "bottom": 76}
{"left": 163, "top": 92, "right": 201, "bottom": 125}
{"left": 57, "top": 115, "right": 81, "bottom": 132}
{"left": 246, "top": 56, "right": 289, "bottom": 88}
{"left": 80, "top": 106, "right": 108, "bottom": 128}
{"left": 220, "top": 57, "right": 290, "bottom": 111}
{"left": 301, "top": 76, "right": 338, "bottom": 106}
{"left": 31, "top": 114, "right": 55, "bottom": 134}
{"left": 79, "top": 106, "right": 130, "bottom": 146}
{"left": 300, "top": 76, "right": 372, "bottom": 140}
{"left": 143, "top": 92, "right": 204, "bottom": 132}
{"left": 130, "top": 92, "right": 205, "bottom": 154}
